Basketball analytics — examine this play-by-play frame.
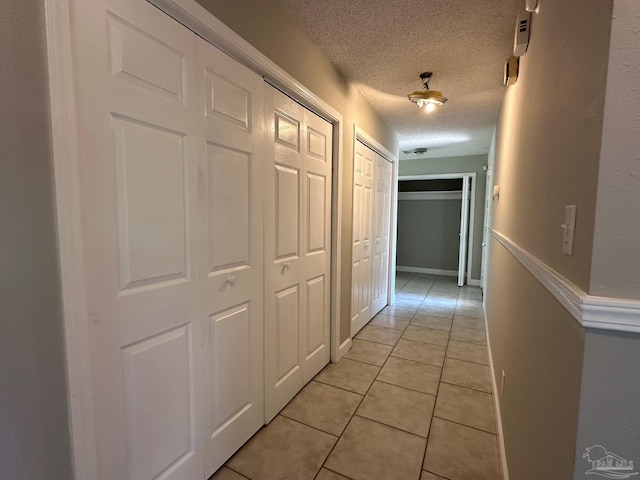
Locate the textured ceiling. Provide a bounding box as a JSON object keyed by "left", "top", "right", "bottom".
{"left": 276, "top": 0, "right": 522, "bottom": 158}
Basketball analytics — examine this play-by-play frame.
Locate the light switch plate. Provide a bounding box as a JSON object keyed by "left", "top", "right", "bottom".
{"left": 562, "top": 205, "right": 577, "bottom": 255}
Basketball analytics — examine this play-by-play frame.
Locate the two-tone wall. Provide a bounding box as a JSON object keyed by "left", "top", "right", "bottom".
{"left": 574, "top": 0, "right": 640, "bottom": 475}
{"left": 484, "top": 0, "right": 640, "bottom": 478}
{"left": 195, "top": 0, "right": 398, "bottom": 345}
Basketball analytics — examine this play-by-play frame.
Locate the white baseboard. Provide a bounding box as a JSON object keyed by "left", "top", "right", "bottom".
{"left": 396, "top": 266, "right": 458, "bottom": 276}
{"left": 484, "top": 304, "right": 509, "bottom": 480}
{"left": 334, "top": 337, "right": 352, "bottom": 362}
{"left": 397, "top": 266, "right": 481, "bottom": 287}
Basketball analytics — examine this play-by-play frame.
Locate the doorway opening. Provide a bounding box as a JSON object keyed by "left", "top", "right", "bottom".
{"left": 396, "top": 173, "right": 476, "bottom": 287}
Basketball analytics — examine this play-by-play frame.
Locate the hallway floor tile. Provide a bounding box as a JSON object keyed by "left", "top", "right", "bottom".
{"left": 213, "top": 274, "right": 503, "bottom": 480}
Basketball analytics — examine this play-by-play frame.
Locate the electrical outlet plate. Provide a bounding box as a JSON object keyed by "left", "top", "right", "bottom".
{"left": 562, "top": 205, "right": 577, "bottom": 255}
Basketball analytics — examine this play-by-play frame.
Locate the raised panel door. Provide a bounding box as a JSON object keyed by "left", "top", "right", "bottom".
{"left": 71, "top": 1, "right": 202, "bottom": 478}
{"left": 371, "top": 154, "right": 392, "bottom": 316}
{"left": 264, "top": 87, "right": 332, "bottom": 421}
{"left": 195, "top": 38, "right": 265, "bottom": 477}
{"left": 351, "top": 140, "right": 374, "bottom": 335}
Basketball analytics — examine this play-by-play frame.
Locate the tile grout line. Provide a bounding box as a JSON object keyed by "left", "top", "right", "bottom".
{"left": 318, "top": 274, "right": 428, "bottom": 479}
{"left": 218, "top": 274, "right": 490, "bottom": 480}
{"left": 420, "top": 278, "right": 457, "bottom": 478}
{"left": 431, "top": 414, "right": 499, "bottom": 436}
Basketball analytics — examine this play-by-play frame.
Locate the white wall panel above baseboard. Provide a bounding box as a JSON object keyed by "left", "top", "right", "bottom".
{"left": 490, "top": 229, "right": 640, "bottom": 334}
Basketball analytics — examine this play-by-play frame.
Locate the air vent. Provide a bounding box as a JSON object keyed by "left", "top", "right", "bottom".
{"left": 402, "top": 148, "right": 428, "bottom": 155}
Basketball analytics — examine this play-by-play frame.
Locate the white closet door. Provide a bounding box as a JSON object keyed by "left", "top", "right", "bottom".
{"left": 371, "top": 154, "right": 392, "bottom": 316}
{"left": 195, "top": 39, "right": 265, "bottom": 476}
{"left": 71, "top": 1, "right": 202, "bottom": 478}
{"left": 458, "top": 176, "right": 471, "bottom": 287}
{"left": 351, "top": 141, "right": 375, "bottom": 336}
{"left": 264, "top": 86, "right": 332, "bottom": 422}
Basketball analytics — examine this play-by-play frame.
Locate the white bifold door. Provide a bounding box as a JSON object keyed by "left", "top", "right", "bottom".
{"left": 351, "top": 141, "right": 375, "bottom": 335}
{"left": 264, "top": 87, "right": 333, "bottom": 421}
{"left": 196, "top": 39, "right": 265, "bottom": 476}
{"left": 351, "top": 141, "right": 392, "bottom": 336}
{"left": 371, "top": 155, "right": 393, "bottom": 315}
{"left": 70, "top": 0, "right": 265, "bottom": 478}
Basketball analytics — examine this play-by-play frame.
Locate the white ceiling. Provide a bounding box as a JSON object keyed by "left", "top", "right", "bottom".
{"left": 276, "top": 0, "right": 522, "bottom": 158}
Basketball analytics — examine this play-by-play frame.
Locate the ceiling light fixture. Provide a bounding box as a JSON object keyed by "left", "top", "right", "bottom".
{"left": 408, "top": 72, "right": 448, "bottom": 111}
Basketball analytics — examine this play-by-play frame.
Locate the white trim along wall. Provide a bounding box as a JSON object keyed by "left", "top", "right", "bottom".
{"left": 45, "top": 1, "right": 98, "bottom": 477}
{"left": 490, "top": 229, "right": 640, "bottom": 333}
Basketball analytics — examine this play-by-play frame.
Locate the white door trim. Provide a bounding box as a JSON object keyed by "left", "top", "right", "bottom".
{"left": 45, "top": 0, "right": 346, "bottom": 477}
{"left": 44, "top": 2, "right": 97, "bottom": 479}
{"left": 397, "top": 173, "right": 477, "bottom": 286}
{"left": 354, "top": 125, "right": 398, "bottom": 315}
{"left": 148, "top": 0, "right": 345, "bottom": 363}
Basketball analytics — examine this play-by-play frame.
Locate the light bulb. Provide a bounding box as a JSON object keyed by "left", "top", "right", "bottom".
{"left": 425, "top": 102, "right": 436, "bottom": 113}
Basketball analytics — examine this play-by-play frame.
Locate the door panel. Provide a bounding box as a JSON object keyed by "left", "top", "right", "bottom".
{"left": 265, "top": 87, "right": 332, "bottom": 421}
{"left": 275, "top": 285, "right": 301, "bottom": 382}
{"left": 306, "top": 275, "right": 326, "bottom": 357}
{"left": 275, "top": 165, "right": 301, "bottom": 259}
{"left": 72, "top": 1, "right": 202, "bottom": 479}
{"left": 196, "top": 38, "right": 265, "bottom": 477}
{"left": 113, "top": 116, "right": 189, "bottom": 290}
{"left": 351, "top": 141, "right": 375, "bottom": 335}
{"left": 307, "top": 173, "right": 327, "bottom": 253}
{"left": 122, "top": 325, "right": 193, "bottom": 480}
{"left": 371, "top": 155, "right": 392, "bottom": 315}
{"left": 207, "top": 145, "right": 250, "bottom": 271}
{"left": 208, "top": 304, "right": 251, "bottom": 428}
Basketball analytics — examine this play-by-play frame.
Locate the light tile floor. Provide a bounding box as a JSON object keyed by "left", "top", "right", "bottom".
{"left": 212, "top": 273, "right": 501, "bottom": 480}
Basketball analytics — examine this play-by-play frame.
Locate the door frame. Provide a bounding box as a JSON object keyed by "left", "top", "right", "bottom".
{"left": 353, "top": 126, "right": 398, "bottom": 315}
{"left": 396, "top": 173, "right": 477, "bottom": 286}
{"left": 458, "top": 176, "right": 471, "bottom": 287}
{"left": 45, "top": 1, "right": 347, "bottom": 478}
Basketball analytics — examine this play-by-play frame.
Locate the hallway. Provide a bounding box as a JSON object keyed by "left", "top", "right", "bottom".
{"left": 212, "top": 274, "right": 501, "bottom": 480}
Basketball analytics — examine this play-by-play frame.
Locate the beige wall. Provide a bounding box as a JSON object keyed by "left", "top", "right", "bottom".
{"left": 396, "top": 199, "right": 462, "bottom": 272}
{"left": 486, "top": 0, "right": 614, "bottom": 478}
{"left": 0, "top": 1, "right": 73, "bottom": 478}
{"left": 491, "top": 0, "right": 612, "bottom": 291}
{"left": 590, "top": 0, "right": 640, "bottom": 299}
{"left": 196, "top": 0, "right": 398, "bottom": 343}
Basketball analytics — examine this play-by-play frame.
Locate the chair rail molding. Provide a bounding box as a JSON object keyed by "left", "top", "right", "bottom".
{"left": 490, "top": 229, "right": 640, "bottom": 334}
